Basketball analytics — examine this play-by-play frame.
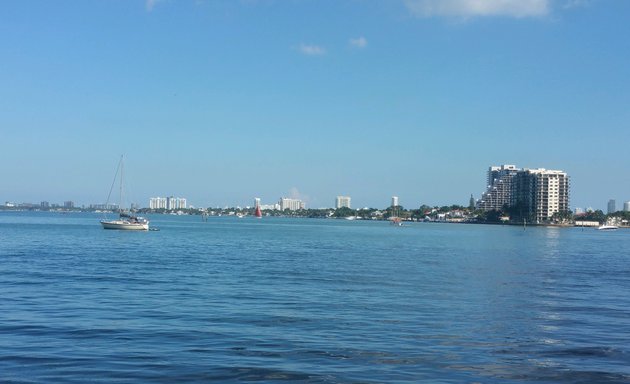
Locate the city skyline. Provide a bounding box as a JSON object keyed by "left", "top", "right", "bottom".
{"left": 4, "top": 161, "right": 629, "bottom": 212}
{"left": 5, "top": 191, "right": 630, "bottom": 214}
{"left": 1, "top": 1, "right": 629, "bottom": 210}
{"left": 2, "top": 164, "right": 629, "bottom": 212}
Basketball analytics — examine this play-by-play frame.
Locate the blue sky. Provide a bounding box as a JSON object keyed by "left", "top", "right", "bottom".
{"left": 1, "top": 0, "right": 629, "bottom": 210}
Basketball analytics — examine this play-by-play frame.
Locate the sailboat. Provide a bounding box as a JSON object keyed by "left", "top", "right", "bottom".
{"left": 100, "top": 155, "right": 149, "bottom": 230}
{"left": 390, "top": 205, "right": 403, "bottom": 226}
{"left": 255, "top": 204, "right": 262, "bottom": 218}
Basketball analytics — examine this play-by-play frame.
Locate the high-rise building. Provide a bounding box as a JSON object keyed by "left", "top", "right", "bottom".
{"left": 476, "top": 165, "right": 570, "bottom": 223}
{"left": 391, "top": 196, "right": 399, "bottom": 207}
{"left": 176, "top": 198, "right": 187, "bottom": 209}
{"left": 625, "top": 201, "right": 630, "bottom": 212}
{"left": 150, "top": 196, "right": 186, "bottom": 210}
{"left": 607, "top": 199, "right": 616, "bottom": 214}
{"left": 511, "top": 168, "right": 570, "bottom": 223}
{"left": 477, "top": 165, "right": 520, "bottom": 211}
{"left": 149, "top": 197, "right": 167, "bottom": 209}
{"left": 335, "top": 196, "right": 351, "bottom": 209}
{"left": 279, "top": 198, "right": 305, "bottom": 211}
{"left": 254, "top": 198, "right": 261, "bottom": 208}
{"left": 64, "top": 201, "right": 74, "bottom": 209}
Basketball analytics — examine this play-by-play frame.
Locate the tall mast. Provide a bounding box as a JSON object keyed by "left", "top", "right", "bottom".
{"left": 119, "top": 155, "right": 124, "bottom": 213}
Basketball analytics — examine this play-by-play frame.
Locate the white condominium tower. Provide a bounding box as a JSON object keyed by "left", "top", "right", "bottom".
{"left": 279, "top": 198, "right": 305, "bottom": 211}
{"left": 391, "top": 196, "right": 399, "bottom": 207}
{"left": 477, "top": 165, "right": 520, "bottom": 211}
{"left": 335, "top": 196, "right": 351, "bottom": 209}
{"left": 169, "top": 197, "right": 186, "bottom": 210}
{"left": 150, "top": 196, "right": 187, "bottom": 210}
{"left": 476, "top": 164, "right": 570, "bottom": 223}
{"left": 149, "top": 197, "right": 167, "bottom": 209}
{"left": 512, "top": 168, "right": 570, "bottom": 223}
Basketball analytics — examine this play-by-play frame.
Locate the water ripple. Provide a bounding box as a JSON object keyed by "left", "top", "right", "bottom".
{"left": 1, "top": 213, "right": 630, "bottom": 382}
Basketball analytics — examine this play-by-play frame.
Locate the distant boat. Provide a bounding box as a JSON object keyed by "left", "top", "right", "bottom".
{"left": 255, "top": 205, "right": 262, "bottom": 218}
{"left": 390, "top": 205, "right": 403, "bottom": 226}
{"left": 100, "top": 155, "right": 149, "bottom": 231}
{"left": 597, "top": 225, "right": 618, "bottom": 231}
{"left": 101, "top": 214, "right": 149, "bottom": 230}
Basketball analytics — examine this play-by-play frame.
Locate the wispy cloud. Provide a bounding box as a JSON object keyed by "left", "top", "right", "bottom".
{"left": 349, "top": 36, "right": 368, "bottom": 48}
{"left": 404, "top": 0, "right": 550, "bottom": 18}
{"left": 298, "top": 43, "right": 326, "bottom": 56}
{"left": 289, "top": 187, "right": 311, "bottom": 205}
{"left": 146, "top": 0, "right": 160, "bottom": 12}
{"left": 562, "top": 0, "right": 590, "bottom": 9}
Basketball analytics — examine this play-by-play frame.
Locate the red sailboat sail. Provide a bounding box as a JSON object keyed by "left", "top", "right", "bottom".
{"left": 255, "top": 205, "right": 262, "bottom": 218}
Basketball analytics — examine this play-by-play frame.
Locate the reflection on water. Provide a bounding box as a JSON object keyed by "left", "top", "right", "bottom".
{"left": 0, "top": 212, "right": 629, "bottom": 383}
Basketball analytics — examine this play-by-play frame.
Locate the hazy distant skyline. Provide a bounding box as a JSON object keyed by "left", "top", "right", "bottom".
{"left": 1, "top": 1, "right": 629, "bottom": 210}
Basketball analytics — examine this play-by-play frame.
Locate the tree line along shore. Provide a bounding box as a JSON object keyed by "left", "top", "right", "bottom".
{"left": 4, "top": 204, "right": 629, "bottom": 226}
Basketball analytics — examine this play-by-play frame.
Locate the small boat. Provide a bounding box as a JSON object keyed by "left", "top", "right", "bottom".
{"left": 597, "top": 225, "right": 618, "bottom": 231}
{"left": 390, "top": 204, "right": 403, "bottom": 226}
{"left": 100, "top": 155, "right": 149, "bottom": 231}
{"left": 255, "top": 205, "right": 262, "bottom": 218}
{"left": 101, "top": 216, "right": 149, "bottom": 230}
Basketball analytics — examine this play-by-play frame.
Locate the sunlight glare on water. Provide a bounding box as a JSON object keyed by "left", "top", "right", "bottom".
{"left": 1, "top": 212, "right": 629, "bottom": 383}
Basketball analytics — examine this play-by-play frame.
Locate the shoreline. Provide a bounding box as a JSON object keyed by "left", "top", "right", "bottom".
{"left": 3, "top": 209, "right": 629, "bottom": 229}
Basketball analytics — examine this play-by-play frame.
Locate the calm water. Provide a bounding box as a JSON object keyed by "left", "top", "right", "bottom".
{"left": 1, "top": 212, "right": 629, "bottom": 383}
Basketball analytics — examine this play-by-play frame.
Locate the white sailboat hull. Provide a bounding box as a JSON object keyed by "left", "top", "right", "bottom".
{"left": 101, "top": 220, "right": 149, "bottom": 230}
{"left": 101, "top": 156, "right": 150, "bottom": 231}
